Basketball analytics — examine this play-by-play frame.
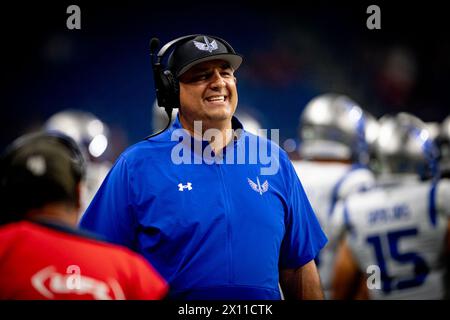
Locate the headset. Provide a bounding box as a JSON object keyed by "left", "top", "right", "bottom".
{"left": 146, "top": 34, "right": 237, "bottom": 140}
{"left": 150, "top": 34, "right": 237, "bottom": 110}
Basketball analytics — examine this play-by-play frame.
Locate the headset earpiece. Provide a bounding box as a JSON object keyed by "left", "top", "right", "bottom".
{"left": 152, "top": 66, "right": 179, "bottom": 109}
{"left": 151, "top": 36, "right": 195, "bottom": 109}
{"left": 161, "top": 69, "right": 179, "bottom": 108}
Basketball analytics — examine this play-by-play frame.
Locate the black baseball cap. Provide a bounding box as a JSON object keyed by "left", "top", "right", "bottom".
{"left": 0, "top": 132, "right": 85, "bottom": 219}
{"left": 167, "top": 35, "right": 243, "bottom": 77}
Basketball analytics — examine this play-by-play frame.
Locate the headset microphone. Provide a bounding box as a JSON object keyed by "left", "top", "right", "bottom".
{"left": 150, "top": 37, "right": 160, "bottom": 57}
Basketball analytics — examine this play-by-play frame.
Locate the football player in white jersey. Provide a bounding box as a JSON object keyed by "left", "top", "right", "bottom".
{"left": 331, "top": 113, "right": 450, "bottom": 299}
{"left": 292, "top": 93, "right": 377, "bottom": 298}
{"left": 44, "top": 110, "right": 112, "bottom": 217}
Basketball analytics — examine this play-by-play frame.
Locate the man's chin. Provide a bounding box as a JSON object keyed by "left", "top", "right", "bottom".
{"left": 204, "top": 108, "right": 234, "bottom": 121}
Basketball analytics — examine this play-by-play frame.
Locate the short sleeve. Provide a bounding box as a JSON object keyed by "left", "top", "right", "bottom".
{"left": 279, "top": 158, "right": 328, "bottom": 269}
{"left": 79, "top": 156, "right": 137, "bottom": 249}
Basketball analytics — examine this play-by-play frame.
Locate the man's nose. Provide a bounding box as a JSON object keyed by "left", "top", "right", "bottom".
{"left": 209, "top": 70, "right": 226, "bottom": 89}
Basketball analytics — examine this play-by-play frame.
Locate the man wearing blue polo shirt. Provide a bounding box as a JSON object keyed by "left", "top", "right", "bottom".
{"left": 80, "top": 34, "right": 327, "bottom": 300}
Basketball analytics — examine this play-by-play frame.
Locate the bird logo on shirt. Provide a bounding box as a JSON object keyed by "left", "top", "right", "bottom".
{"left": 247, "top": 177, "right": 269, "bottom": 195}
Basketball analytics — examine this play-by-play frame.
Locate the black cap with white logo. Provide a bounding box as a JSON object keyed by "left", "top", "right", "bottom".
{"left": 168, "top": 35, "right": 243, "bottom": 77}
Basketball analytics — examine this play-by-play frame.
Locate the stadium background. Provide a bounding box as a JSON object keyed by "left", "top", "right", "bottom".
{"left": 1, "top": 1, "right": 448, "bottom": 160}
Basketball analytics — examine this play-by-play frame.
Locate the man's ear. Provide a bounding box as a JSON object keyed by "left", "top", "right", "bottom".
{"left": 234, "top": 76, "right": 237, "bottom": 83}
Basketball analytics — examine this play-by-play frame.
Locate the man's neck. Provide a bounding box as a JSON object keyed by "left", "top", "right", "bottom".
{"left": 179, "top": 115, "right": 234, "bottom": 153}
{"left": 25, "top": 203, "right": 80, "bottom": 228}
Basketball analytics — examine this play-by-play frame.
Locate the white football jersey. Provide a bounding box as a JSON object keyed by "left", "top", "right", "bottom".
{"left": 342, "top": 178, "right": 450, "bottom": 299}
{"left": 292, "top": 160, "right": 376, "bottom": 297}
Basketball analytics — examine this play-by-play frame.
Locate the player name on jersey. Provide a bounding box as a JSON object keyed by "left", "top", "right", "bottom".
{"left": 368, "top": 204, "right": 411, "bottom": 225}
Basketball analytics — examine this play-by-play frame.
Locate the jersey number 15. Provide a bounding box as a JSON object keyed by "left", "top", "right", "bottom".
{"left": 366, "top": 228, "right": 430, "bottom": 293}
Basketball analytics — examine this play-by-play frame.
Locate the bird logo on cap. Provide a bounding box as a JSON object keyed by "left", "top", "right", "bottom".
{"left": 193, "top": 36, "right": 218, "bottom": 53}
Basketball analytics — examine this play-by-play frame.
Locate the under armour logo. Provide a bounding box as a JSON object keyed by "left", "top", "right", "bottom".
{"left": 193, "top": 36, "right": 218, "bottom": 53}
{"left": 247, "top": 177, "right": 269, "bottom": 195}
{"left": 178, "top": 182, "right": 193, "bottom": 191}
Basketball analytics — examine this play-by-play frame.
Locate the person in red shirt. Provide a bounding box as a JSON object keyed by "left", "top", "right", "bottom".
{"left": 0, "top": 131, "right": 168, "bottom": 300}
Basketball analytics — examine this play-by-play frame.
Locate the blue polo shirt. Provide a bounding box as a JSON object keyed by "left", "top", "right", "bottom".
{"left": 80, "top": 116, "right": 327, "bottom": 300}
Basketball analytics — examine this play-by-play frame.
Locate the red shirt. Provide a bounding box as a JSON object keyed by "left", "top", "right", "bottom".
{"left": 0, "top": 221, "right": 168, "bottom": 300}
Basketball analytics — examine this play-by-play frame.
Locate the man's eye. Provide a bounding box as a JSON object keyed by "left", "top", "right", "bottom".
{"left": 194, "top": 74, "right": 208, "bottom": 81}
